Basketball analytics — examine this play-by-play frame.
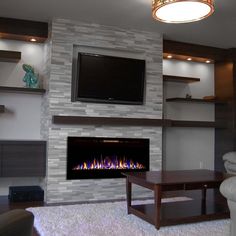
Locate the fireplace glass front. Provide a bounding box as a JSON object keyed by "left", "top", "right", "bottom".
{"left": 67, "top": 137, "right": 149, "bottom": 179}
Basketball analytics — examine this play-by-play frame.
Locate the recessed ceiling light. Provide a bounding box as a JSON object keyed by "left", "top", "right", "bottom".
{"left": 187, "top": 58, "right": 192, "bottom": 61}
{"left": 30, "top": 38, "right": 37, "bottom": 42}
{"left": 167, "top": 55, "right": 173, "bottom": 59}
{"left": 206, "top": 60, "right": 211, "bottom": 63}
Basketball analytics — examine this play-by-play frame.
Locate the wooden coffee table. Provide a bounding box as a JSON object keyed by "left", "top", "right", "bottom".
{"left": 123, "top": 170, "right": 229, "bottom": 229}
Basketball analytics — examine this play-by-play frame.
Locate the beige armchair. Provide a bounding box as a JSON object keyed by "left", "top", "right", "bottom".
{"left": 220, "top": 176, "right": 236, "bottom": 236}
{"left": 0, "top": 209, "right": 34, "bottom": 236}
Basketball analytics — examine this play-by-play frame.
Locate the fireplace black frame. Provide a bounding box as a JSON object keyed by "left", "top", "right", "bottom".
{"left": 67, "top": 137, "right": 150, "bottom": 179}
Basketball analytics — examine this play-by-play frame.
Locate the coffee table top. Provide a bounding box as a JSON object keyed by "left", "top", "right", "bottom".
{"left": 123, "top": 170, "right": 225, "bottom": 185}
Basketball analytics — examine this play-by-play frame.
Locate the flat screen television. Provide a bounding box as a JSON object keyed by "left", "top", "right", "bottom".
{"left": 71, "top": 52, "right": 145, "bottom": 105}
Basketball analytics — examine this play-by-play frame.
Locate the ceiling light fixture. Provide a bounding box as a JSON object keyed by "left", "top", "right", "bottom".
{"left": 167, "top": 55, "right": 173, "bottom": 58}
{"left": 206, "top": 60, "right": 211, "bottom": 63}
{"left": 187, "top": 58, "right": 192, "bottom": 61}
{"left": 152, "top": 0, "right": 215, "bottom": 23}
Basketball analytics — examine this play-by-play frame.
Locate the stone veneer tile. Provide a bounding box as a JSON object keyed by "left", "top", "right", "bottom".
{"left": 41, "top": 18, "right": 163, "bottom": 203}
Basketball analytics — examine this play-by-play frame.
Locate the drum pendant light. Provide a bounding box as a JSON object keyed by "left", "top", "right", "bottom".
{"left": 152, "top": 0, "right": 214, "bottom": 23}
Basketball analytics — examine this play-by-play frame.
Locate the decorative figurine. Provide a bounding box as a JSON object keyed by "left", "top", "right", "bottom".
{"left": 22, "top": 64, "right": 39, "bottom": 88}
{"left": 186, "top": 94, "right": 192, "bottom": 99}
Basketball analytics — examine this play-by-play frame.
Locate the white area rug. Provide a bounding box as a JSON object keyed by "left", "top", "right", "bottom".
{"left": 27, "top": 198, "right": 230, "bottom": 236}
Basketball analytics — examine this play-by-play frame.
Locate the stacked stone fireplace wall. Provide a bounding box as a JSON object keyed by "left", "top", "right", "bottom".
{"left": 42, "top": 18, "right": 163, "bottom": 203}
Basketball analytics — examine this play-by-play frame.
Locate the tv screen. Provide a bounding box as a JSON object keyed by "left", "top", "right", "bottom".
{"left": 72, "top": 52, "right": 145, "bottom": 105}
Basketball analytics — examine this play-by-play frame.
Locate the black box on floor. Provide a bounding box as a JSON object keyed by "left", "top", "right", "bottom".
{"left": 8, "top": 186, "right": 44, "bottom": 202}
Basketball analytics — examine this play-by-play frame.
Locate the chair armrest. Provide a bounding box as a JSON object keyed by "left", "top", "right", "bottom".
{"left": 0, "top": 209, "right": 34, "bottom": 236}
{"left": 220, "top": 176, "right": 236, "bottom": 202}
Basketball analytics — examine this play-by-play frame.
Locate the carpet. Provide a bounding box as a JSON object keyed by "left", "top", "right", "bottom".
{"left": 27, "top": 198, "right": 230, "bottom": 236}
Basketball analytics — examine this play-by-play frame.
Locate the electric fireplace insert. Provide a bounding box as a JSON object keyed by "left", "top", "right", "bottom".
{"left": 67, "top": 137, "right": 150, "bottom": 179}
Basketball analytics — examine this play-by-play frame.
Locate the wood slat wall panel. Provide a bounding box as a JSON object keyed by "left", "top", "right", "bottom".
{"left": 0, "top": 141, "right": 46, "bottom": 177}
{"left": 215, "top": 61, "right": 236, "bottom": 171}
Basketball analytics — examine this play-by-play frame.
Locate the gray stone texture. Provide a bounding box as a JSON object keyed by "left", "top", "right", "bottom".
{"left": 42, "top": 18, "right": 163, "bottom": 203}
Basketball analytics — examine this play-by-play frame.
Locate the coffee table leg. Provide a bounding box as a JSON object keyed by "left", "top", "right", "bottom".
{"left": 201, "top": 185, "right": 207, "bottom": 215}
{"left": 154, "top": 185, "right": 162, "bottom": 229}
{"left": 126, "top": 177, "right": 132, "bottom": 214}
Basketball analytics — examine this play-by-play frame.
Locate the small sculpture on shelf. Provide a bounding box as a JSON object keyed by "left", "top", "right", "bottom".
{"left": 22, "top": 64, "right": 39, "bottom": 88}
{"left": 186, "top": 94, "right": 192, "bottom": 99}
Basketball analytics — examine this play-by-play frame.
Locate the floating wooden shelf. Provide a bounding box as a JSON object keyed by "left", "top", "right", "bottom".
{"left": 52, "top": 115, "right": 170, "bottom": 127}
{"left": 52, "top": 115, "right": 225, "bottom": 128}
{"left": 163, "top": 75, "right": 200, "bottom": 83}
{"left": 166, "top": 98, "right": 226, "bottom": 104}
{"left": 0, "top": 105, "right": 5, "bottom": 113}
{"left": 0, "top": 50, "right": 21, "bottom": 62}
{"left": 0, "top": 86, "right": 46, "bottom": 94}
{"left": 170, "top": 120, "right": 222, "bottom": 128}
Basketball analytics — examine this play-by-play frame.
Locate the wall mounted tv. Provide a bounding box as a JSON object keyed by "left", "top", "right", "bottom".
{"left": 71, "top": 52, "right": 145, "bottom": 105}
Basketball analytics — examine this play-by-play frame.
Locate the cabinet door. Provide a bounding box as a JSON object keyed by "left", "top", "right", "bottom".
{"left": 1, "top": 141, "right": 46, "bottom": 177}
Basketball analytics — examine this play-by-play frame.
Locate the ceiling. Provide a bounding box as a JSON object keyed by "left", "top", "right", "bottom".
{"left": 0, "top": 0, "right": 235, "bottom": 49}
